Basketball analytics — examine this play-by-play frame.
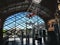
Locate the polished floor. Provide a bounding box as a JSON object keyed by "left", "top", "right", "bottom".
{"left": 4, "top": 35, "right": 45, "bottom": 45}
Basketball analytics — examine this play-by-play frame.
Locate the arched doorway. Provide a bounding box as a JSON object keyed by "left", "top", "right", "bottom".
{"left": 3, "top": 12, "right": 46, "bottom": 45}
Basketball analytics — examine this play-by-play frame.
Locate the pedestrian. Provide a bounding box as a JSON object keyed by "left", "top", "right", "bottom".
{"left": 47, "top": 19, "right": 57, "bottom": 45}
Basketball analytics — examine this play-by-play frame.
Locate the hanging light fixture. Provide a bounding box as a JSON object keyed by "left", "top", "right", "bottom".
{"left": 32, "top": 0, "right": 42, "bottom": 4}
{"left": 58, "top": 4, "right": 60, "bottom": 10}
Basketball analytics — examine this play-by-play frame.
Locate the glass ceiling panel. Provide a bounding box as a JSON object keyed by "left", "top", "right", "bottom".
{"left": 3, "top": 12, "right": 45, "bottom": 30}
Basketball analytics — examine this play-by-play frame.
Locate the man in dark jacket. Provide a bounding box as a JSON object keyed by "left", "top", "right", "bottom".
{"left": 47, "top": 19, "right": 58, "bottom": 45}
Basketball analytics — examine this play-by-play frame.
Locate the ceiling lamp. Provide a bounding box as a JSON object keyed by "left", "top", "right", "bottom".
{"left": 58, "top": 4, "right": 60, "bottom": 10}
{"left": 32, "top": 0, "right": 42, "bottom": 4}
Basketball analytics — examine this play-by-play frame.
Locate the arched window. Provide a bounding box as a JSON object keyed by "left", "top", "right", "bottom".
{"left": 3, "top": 12, "right": 45, "bottom": 37}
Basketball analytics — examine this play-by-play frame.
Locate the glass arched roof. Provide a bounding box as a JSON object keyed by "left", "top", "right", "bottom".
{"left": 3, "top": 12, "right": 44, "bottom": 30}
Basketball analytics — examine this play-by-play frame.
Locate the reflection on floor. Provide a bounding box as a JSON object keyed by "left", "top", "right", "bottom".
{"left": 4, "top": 35, "right": 45, "bottom": 45}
